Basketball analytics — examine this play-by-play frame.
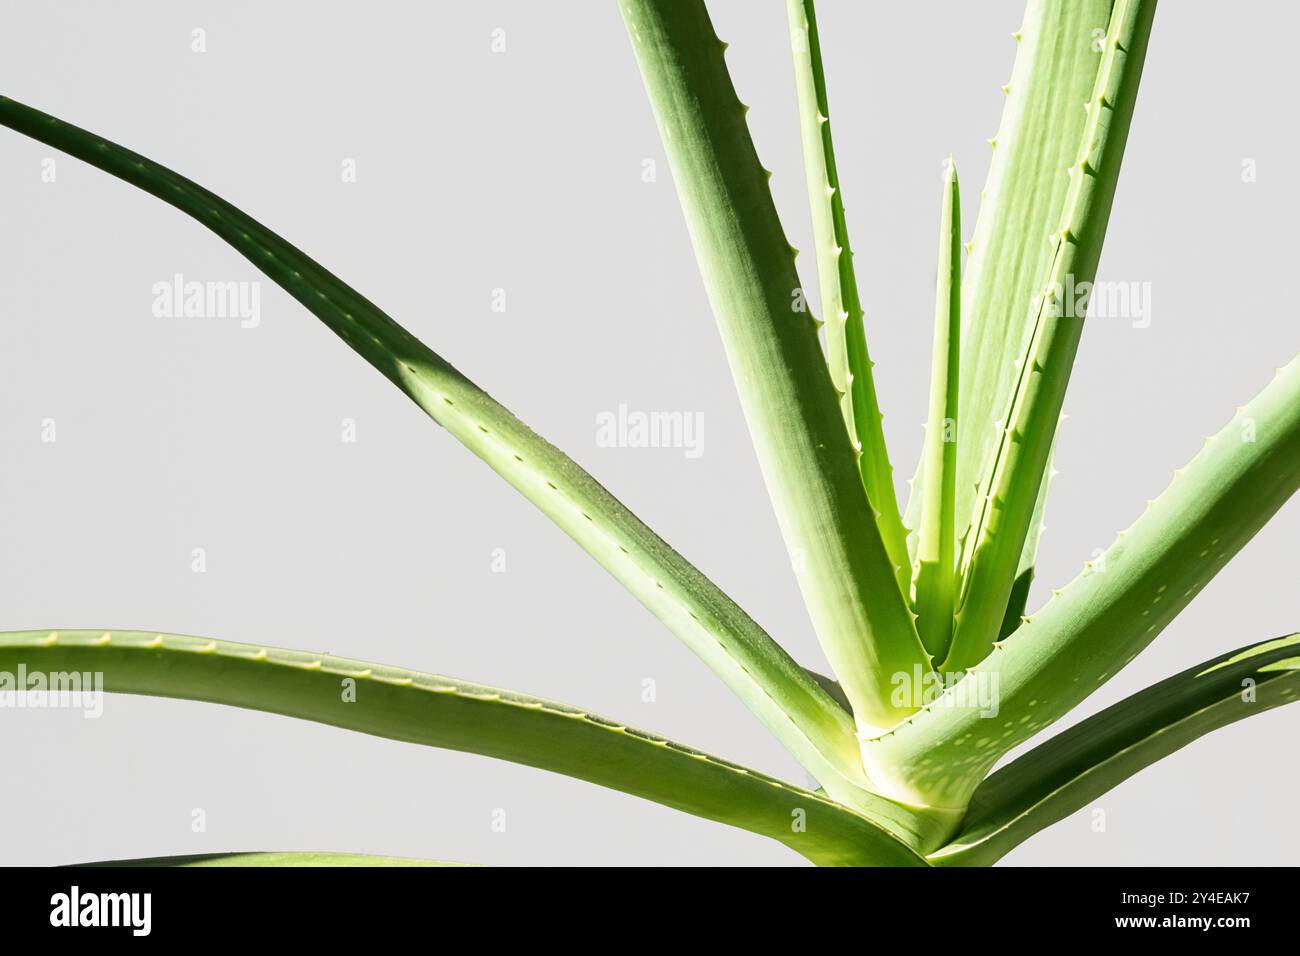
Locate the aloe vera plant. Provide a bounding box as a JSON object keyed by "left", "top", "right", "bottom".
{"left": 3, "top": 0, "right": 1297, "bottom": 867}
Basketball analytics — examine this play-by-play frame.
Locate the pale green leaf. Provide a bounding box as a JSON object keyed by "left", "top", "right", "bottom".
{"left": 913, "top": 159, "right": 962, "bottom": 661}
{"left": 996, "top": 435, "right": 1058, "bottom": 640}
{"left": 932, "top": 632, "right": 1300, "bottom": 865}
{"left": 0, "top": 630, "right": 928, "bottom": 867}
{"left": 620, "top": 0, "right": 929, "bottom": 731}
{"left": 865, "top": 353, "right": 1300, "bottom": 811}
{"left": 785, "top": 0, "right": 911, "bottom": 594}
{"left": 0, "top": 95, "right": 864, "bottom": 798}
{"left": 948, "top": 0, "right": 1157, "bottom": 670}
{"left": 903, "top": 0, "right": 1110, "bottom": 627}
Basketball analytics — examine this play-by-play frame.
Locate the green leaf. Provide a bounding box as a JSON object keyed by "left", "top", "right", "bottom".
{"left": 0, "top": 95, "right": 864, "bottom": 800}
{"left": 78, "top": 852, "right": 466, "bottom": 867}
{"left": 903, "top": 0, "right": 1110, "bottom": 626}
{"left": 864, "top": 354, "right": 1300, "bottom": 811}
{"left": 998, "top": 431, "right": 1060, "bottom": 640}
{"left": 932, "top": 632, "right": 1300, "bottom": 866}
{"left": 0, "top": 629, "right": 926, "bottom": 867}
{"left": 619, "top": 0, "right": 930, "bottom": 732}
{"left": 947, "top": 0, "right": 1157, "bottom": 671}
{"left": 785, "top": 0, "right": 910, "bottom": 594}
{"left": 913, "top": 159, "right": 962, "bottom": 662}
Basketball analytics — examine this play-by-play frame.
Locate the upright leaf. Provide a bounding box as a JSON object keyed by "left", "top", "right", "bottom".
{"left": 913, "top": 159, "right": 962, "bottom": 662}
{"left": 946, "top": 0, "right": 1157, "bottom": 671}
{"left": 997, "top": 433, "right": 1059, "bottom": 639}
{"left": 620, "top": 0, "right": 930, "bottom": 731}
{"left": 903, "top": 0, "right": 1110, "bottom": 606}
{"left": 785, "top": 0, "right": 910, "bottom": 593}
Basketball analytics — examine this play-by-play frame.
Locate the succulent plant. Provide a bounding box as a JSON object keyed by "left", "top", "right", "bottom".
{"left": 2, "top": 0, "right": 1296, "bottom": 867}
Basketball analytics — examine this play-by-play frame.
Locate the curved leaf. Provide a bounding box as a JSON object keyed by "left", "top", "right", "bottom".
{"left": 865, "top": 354, "right": 1300, "bottom": 810}
{"left": 78, "top": 852, "right": 464, "bottom": 868}
{"left": 0, "top": 95, "right": 863, "bottom": 799}
{"left": 932, "top": 632, "right": 1300, "bottom": 866}
{"left": 0, "top": 630, "right": 926, "bottom": 867}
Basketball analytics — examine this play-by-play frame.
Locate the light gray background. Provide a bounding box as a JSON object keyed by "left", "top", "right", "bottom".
{"left": 1, "top": 1, "right": 1296, "bottom": 866}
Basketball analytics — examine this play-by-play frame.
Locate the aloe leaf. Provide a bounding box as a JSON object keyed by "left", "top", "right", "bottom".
{"left": 0, "top": 95, "right": 870, "bottom": 798}
{"left": 80, "top": 852, "right": 465, "bottom": 867}
{"left": 997, "top": 433, "right": 1059, "bottom": 640}
{"left": 864, "top": 354, "right": 1300, "bottom": 811}
{"left": 946, "top": 0, "right": 1157, "bottom": 671}
{"left": 619, "top": 0, "right": 930, "bottom": 732}
{"left": 902, "top": 0, "right": 1110, "bottom": 615}
{"left": 0, "top": 629, "right": 927, "bottom": 867}
{"left": 913, "top": 159, "right": 962, "bottom": 662}
{"left": 932, "top": 632, "right": 1300, "bottom": 866}
{"left": 785, "top": 0, "right": 910, "bottom": 593}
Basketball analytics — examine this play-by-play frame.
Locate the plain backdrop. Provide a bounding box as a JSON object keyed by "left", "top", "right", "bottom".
{"left": 1, "top": 1, "right": 1296, "bottom": 866}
